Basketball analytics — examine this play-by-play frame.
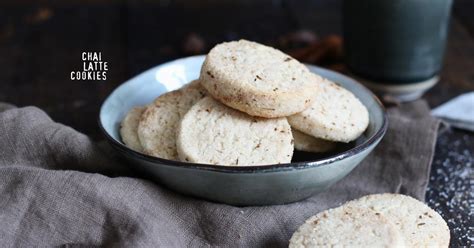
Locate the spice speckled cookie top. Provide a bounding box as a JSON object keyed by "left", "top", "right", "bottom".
{"left": 137, "top": 80, "right": 206, "bottom": 160}
{"left": 288, "top": 79, "right": 369, "bottom": 143}
{"left": 200, "top": 40, "right": 321, "bottom": 118}
{"left": 289, "top": 205, "right": 404, "bottom": 248}
{"left": 345, "top": 194, "right": 450, "bottom": 247}
{"left": 177, "top": 96, "right": 294, "bottom": 166}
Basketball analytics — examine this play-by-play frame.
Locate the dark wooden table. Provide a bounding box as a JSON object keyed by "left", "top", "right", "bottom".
{"left": 0, "top": 0, "right": 472, "bottom": 246}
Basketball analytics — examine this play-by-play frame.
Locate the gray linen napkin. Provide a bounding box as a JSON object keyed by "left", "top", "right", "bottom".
{"left": 0, "top": 101, "right": 439, "bottom": 247}
{"left": 432, "top": 92, "right": 474, "bottom": 132}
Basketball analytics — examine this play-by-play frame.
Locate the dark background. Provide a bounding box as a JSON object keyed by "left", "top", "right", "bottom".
{"left": 0, "top": 0, "right": 472, "bottom": 246}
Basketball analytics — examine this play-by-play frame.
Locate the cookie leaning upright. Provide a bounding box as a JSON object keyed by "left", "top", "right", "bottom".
{"left": 200, "top": 40, "right": 321, "bottom": 118}
{"left": 288, "top": 78, "right": 369, "bottom": 143}
{"left": 137, "top": 80, "right": 206, "bottom": 160}
{"left": 177, "top": 96, "right": 293, "bottom": 166}
{"left": 120, "top": 106, "right": 145, "bottom": 152}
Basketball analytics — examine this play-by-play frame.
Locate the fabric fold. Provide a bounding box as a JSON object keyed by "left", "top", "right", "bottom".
{"left": 0, "top": 101, "right": 439, "bottom": 247}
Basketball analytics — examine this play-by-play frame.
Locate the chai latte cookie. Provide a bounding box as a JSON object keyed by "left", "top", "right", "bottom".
{"left": 120, "top": 106, "right": 145, "bottom": 152}
{"left": 200, "top": 39, "right": 321, "bottom": 118}
{"left": 289, "top": 205, "right": 404, "bottom": 248}
{"left": 137, "top": 80, "right": 206, "bottom": 160}
{"left": 292, "top": 128, "right": 337, "bottom": 153}
{"left": 288, "top": 79, "right": 369, "bottom": 143}
{"left": 345, "top": 194, "right": 450, "bottom": 247}
{"left": 177, "top": 96, "right": 293, "bottom": 166}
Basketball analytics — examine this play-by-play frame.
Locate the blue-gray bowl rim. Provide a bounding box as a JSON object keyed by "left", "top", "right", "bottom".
{"left": 99, "top": 58, "right": 388, "bottom": 174}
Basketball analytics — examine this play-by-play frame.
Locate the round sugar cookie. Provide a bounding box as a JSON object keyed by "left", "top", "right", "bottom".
{"left": 137, "top": 80, "right": 206, "bottom": 160}
{"left": 292, "top": 129, "right": 337, "bottom": 153}
{"left": 289, "top": 205, "right": 404, "bottom": 248}
{"left": 120, "top": 106, "right": 145, "bottom": 152}
{"left": 200, "top": 39, "right": 321, "bottom": 118}
{"left": 345, "top": 194, "right": 450, "bottom": 247}
{"left": 177, "top": 96, "right": 294, "bottom": 166}
{"left": 288, "top": 79, "right": 369, "bottom": 143}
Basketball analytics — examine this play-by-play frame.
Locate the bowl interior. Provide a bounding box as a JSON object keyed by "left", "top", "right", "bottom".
{"left": 100, "top": 55, "right": 385, "bottom": 166}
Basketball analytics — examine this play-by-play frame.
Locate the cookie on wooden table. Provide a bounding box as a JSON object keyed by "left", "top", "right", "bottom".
{"left": 345, "top": 194, "right": 450, "bottom": 247}
{"left": 177, "top": 96, "right": 294, "bottom": 166}
{"left": 292, "top": 128, "right": 337, "bottom": 153}
{"left": 137, "top": 80, "right": 206, "bottom": 160}
{"left": 289, "top": 205, "right": 404, "bottom": 248}
{"left": 200, "top": 39, "right": 321, "bottom": 118}
{"left": 288, "top": 79, "right": 369, "bottom": 143}
{"left": 120, "top": 106, "right": 145, "bottom": 152}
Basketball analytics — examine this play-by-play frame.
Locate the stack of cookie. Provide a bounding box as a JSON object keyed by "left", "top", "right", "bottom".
{"left": 289, "top": 194, "right": 450, "bottom": 247}
{"left": 120, "top": 40, "right": 369, "bottom": 166}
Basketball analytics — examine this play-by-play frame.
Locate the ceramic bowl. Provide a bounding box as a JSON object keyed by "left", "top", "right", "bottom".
{"left": 99, "top": 55, "right": 387, "bottom": 206}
